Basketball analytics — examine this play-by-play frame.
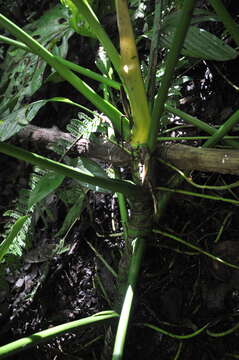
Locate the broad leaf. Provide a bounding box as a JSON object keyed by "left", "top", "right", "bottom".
{"left": 159, "top": 9, "right": 237, "bottom": 61}
{"left": 161, "top": 26, "right": 238, "bottom": 61}
{"left": 0, "top": 5, "right": 73, "bottom": 112}
{"left": 25, "top": 5, "right": 71, "bottom": 50}
{"left": 0, "top": 100, "right": 48, "bottom": 141}
{"left": 28, "top": 172, "right": 65, "bottom": 209}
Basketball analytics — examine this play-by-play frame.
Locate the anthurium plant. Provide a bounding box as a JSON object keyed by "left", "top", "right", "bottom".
{"left": 0, "top": 0, "right": 239, "bottom": 359}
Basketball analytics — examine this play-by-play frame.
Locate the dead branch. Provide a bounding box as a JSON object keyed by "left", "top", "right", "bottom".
{"left": 16, "top": 125, "right": 239, "bottom": 175}
{"left": 17, "top": 125, "right": 131, "bottom": 166}
{"left": 158, "top": 143, "right": 239, "bottom": 175}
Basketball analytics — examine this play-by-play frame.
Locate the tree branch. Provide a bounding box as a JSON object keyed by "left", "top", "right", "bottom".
{"left": 17, "top": 125, "right": 131, "bottom": 166}
{"left": 15, "top": 125, "right": 239, "bottom": 175}
{"left": 157, "top": 143, "right": 239, "bottom": 175}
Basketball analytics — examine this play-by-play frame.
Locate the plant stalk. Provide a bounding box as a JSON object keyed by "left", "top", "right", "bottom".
{"left": 149, "top": 0, "right": 197, "bottom": 151}
{"left": 116, "top": 0, "right": 152, "bottom": 146}
{"left": 113, "top": 237, "right": 145, "bottom": 360}
{"left": 0, "top": 311, "right": 118, "bottom": 359}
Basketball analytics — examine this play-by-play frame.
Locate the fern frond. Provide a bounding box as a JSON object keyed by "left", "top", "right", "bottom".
{"left": 67, "top": 111, "right": 103, "bottom": 139}
{"left": 1, "top": 167, "right": 49, "bottom": 261}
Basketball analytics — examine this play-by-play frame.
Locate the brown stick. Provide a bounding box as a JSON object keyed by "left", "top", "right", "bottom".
{"left": 158, "top": 143, "right": 239, "bottom": 175}
{"left": 16, "top": 125, "right": 239, "bottom": 175}
{"left": 17, "top": 125, "right": 131, "bottom": 166}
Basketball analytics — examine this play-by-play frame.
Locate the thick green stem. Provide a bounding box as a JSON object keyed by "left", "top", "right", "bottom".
{"left": 112, "top": 190, "right": 153, "bottom": 357}
{"left": 113, "top": 237, "right": 145, "bottom": 360}
{"left": 116, "top": 0, "right": 152, "bottom": 146}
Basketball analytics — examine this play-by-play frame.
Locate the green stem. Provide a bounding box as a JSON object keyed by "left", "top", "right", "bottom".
{"left": 153, "top": 228, "right": 239, "bottom": 269}
{"left": 0, "top": 311, "right": 118, "bottom": 359}
{"left": 0, "top": 14, "right": 129, "bottom": 138}
{"left": 204, "top": 110, "right": 239, "bottom": 147}
{"left": 149, "top": 0, "right": 197, "bottom": 151}
{"left": 158, "top": 158, "right": 239, "bottom": 190}
{"left": 0, "top": 35, "right": 121, "bottom": 89}
{"left": 165, "top": 104, "right": 239, "bottom": 149}
{"left": 55, "top": 56, "right": 121, "bottom": 90}
{"left": 71, "top": 0, "right": 121, "bottom": 75}
{"left": 146, "top": 0, "right": 162, "bottom": 108}
{"left": 207, "top": 322, "right": 239, "bottom": 337}
{"left": 116, "top": 190, "right": 129, "bottom": 239}
{"left": 157, "top": 136, "right": 239, "bottom": 141}
{"left": 0, "top": 142, "right": 140, "bottom": 197}
{"left": 208, "top": 0, "right": 239, "bottom": 47}
{"left": 156, "top": 186, "right": 239, "bottom": 205}
{"left": 0, "top": 34, "right": 29, "bottom": 50}
{"left": 113, "top": 237, "right": 145, "bottom": 360}
{"left": 143, "top": 322, "right": 208, "bottom": 339}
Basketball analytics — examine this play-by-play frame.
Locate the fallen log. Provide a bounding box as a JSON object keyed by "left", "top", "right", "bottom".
{"left": 17, "top": 125, "right": 131, "bottom": 166}
{"left": 16, "top": 125, "right": 239, "bottom": 175}
{"left": 157, "top": 143, "right": 239, "bottom": 176}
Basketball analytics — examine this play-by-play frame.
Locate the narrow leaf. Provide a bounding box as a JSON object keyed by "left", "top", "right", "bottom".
{"left": 0, "top": 215, "right": 29, "bottom": 262}
{"left": 28, "top": 172, "right": 64, "bottom": 209}
{"left": 57, "top": 192, "right": 85, "bottom": 237}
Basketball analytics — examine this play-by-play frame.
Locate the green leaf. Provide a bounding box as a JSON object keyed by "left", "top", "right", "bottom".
{"left": 0, "top": 5, "right": 73, "bottom": 112}
{"left": 161, "top": 8, "right": 219, "bottom": 29}
{"left": 158, "top": 9, "right": 237, "bottom": 61}
{"left": 67, "top": 112, "right": 101, "bottom": 139}
{"left": 28, "top": 172, "right": 65, "bottom": 209}
{"left": 161, "top": 25, "right": 238, "bottom": 60}
{"left": 45, "top": 72, "right": 65, "bottom": 84}
{"left": 0, "top": 215, "right": 29, "bottom": 263}
{"left": 0, "top": 100, "right": 48, "bottom": 141}
{"left": 0, "top": 95, "right": 19, "bottom": 115}
{"left": 25, "top": 4, "right": 72, "bottom": 52}
{"left": 60, "top": 0, "right": 96, "bottom": 38}
{"left": 57, "top": 191, "right": 85, "bottom": 237}
{"left": 69, "top": 157, "right": 110, "bottom": 192}
{"left": 0, "top": 50, "right": 47, "bottom": 110}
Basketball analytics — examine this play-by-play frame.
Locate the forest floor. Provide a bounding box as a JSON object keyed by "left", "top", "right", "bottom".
{"left": 1, "top": 14, "right": 239, "bottom": 359}
{"left": 2, "top": 146, "right": 239, "bottom": 360}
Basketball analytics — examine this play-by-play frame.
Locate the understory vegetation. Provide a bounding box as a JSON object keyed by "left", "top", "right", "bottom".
{"left": 1, "top": 0, "right": 239, "bottom": 359}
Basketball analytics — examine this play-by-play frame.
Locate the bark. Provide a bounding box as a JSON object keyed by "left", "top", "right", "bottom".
{"left": 16, "top": 125, "right": 131, "bottom": 166}
{"left": 157, "top": 143, "right": 239, "bottom": 175}
{"left": 15, "top": 125, "right": 239, "bottom": 175}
